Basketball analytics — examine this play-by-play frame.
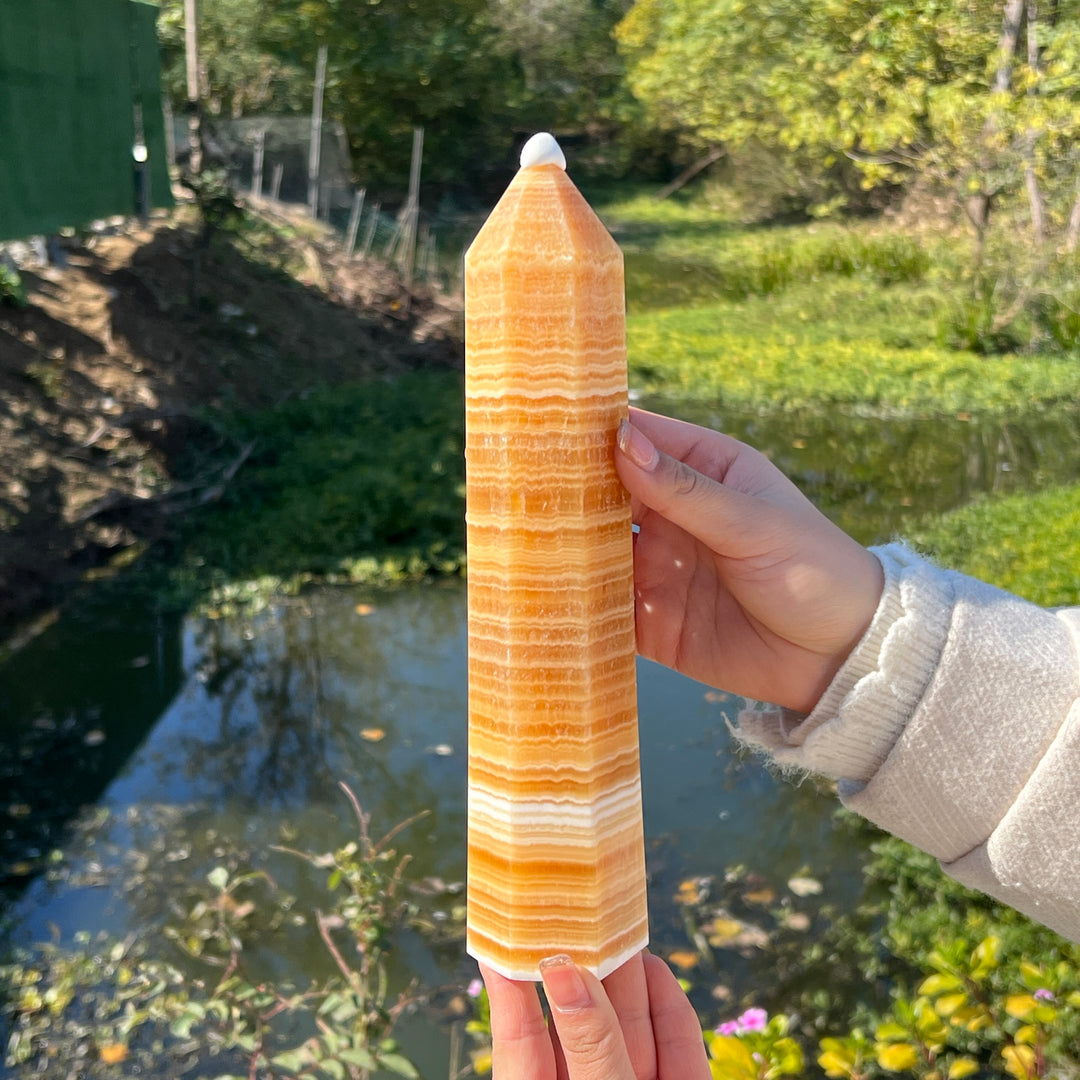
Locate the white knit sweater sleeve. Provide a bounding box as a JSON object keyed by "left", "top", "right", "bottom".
{"left": 737, "top": 542, "right": 1080, "bottom": 942}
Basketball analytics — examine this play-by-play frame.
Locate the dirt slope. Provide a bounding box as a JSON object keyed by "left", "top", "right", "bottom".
{"left": 0, "top": 204, "right": 464, "bottom": 630}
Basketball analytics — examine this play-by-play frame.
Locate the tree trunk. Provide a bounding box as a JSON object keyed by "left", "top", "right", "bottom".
{"left": 965, "top": 0, "right": 1026, "bottom": 255}
{"left": 1023, "top": 0, "right": 1046, "bottom": 245}
{"left": 993, "top": 0, "right": 1026, "bottom": 94}
{"left": 653, "top": 146, "right": 726, "bottom": 200}
{"left": 1065, "top": 184, "right": 1080, "bottom": 253}
{"left": 966, "top": 192, "right": 991, "bottom": 268}
{"left": 184, "top": 0, "right": 203, "bottom": 175}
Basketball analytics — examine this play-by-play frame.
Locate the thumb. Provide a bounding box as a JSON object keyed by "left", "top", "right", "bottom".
{"left": 539, "top": 956, "right": 637, "bottom": 1080}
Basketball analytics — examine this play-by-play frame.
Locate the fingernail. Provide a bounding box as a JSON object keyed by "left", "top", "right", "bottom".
{"left": 617, "top": 418, "right": 659, "bottom": 472}
{"left": 539, "top": 954, "right": 593, "bottom": 1013}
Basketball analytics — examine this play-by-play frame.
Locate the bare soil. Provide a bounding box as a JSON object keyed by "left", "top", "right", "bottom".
{"left": 0, "top": 202, "right": 463, "bottom": 632}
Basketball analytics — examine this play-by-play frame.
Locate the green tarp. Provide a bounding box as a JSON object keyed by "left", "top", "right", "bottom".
{"left": 0, "top": 0, "right": 172, "bottom": 241}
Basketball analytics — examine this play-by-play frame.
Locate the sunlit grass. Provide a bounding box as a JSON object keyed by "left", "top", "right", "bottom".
{"left": 597, "top": 193, "right": 1080, "bottom": 416}
{"left": 911, "top": 483, "right": 1080, "bottom": 606}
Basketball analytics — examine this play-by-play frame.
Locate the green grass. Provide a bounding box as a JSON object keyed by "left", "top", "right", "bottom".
{"left": 91, "top": 190, "right": 1080, "bottom": 612}
{"left": 626, "top": 280, "right": 1080, "bottom": 415}
{"left": 910, "top": 483, "right": 1080, "bottom": 607}
{"left": 596, "top": 192, "right": 1080, "bottom": 417}
{"left": 96, "top": 371, "right": 468, "bottom": 615}
{"left": 188, "top": 371, "right": 466, "bottom": 580}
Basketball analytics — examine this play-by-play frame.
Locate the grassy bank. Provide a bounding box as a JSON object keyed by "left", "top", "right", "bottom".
{"left": 600, "top": 190, "right": 1080, "bottom": 416}
{"left": 7, "top": 190, "right": 1080, "bottom": 1080}
{"left": 911, "top": 483, "right": 1080, "bottom": 607}
{"left": 135, "top": 189, "right": 1080, "bottom": 614}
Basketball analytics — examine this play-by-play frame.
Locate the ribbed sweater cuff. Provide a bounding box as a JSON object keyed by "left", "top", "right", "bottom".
{"left": 736, "top": 543, "right": 954, "bottom": 781}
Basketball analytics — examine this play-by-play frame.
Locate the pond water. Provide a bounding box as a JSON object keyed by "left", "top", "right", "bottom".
{"left": 4, "top": 400, "right": 1080, "bottom": 1076}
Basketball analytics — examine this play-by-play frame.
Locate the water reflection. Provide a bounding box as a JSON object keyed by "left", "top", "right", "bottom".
{"left": 647, "top": 400, "right": 1080, "bottom": 544}
{"left": 0, "top": 582, "right": 834, "bottom": 1075}
{"left": 4, "top": 402, "right": 1080, "bottom": 1072}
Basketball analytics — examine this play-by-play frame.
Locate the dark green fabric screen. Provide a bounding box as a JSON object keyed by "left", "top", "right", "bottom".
{"left": 0, "top": 0, "right": 172, "bottom": 242}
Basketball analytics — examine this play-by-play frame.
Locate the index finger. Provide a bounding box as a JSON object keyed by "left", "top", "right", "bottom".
{"left": 642, "top": 954, "right": 712, "bottom": 1078}
{"left": 480, "top": 963, "right": 556, "bottom": 1080}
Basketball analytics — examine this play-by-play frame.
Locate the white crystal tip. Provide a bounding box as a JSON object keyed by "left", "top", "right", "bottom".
{"left": 520, "top": 132, "right": 566, "bottom": 171}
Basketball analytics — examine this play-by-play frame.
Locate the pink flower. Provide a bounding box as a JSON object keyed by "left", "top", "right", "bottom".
{"left": 467, "top": 978, "right": 484, "bottom": 998}
{"left": 716, "top": 1007, "right": 769, "bottom": 1037}
{"left": 1034, "top": 988, "right": 1055, "bottom": 1001}
{"left": 738, "top": 1007, "right": 768, "bottom": 1032}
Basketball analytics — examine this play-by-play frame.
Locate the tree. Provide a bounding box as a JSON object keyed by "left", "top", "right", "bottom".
{"left": 616, "top": 0, "right": 1080, "bottom": 235}
{"left": 158, "top": 0, "right": 307, "bottom": 118}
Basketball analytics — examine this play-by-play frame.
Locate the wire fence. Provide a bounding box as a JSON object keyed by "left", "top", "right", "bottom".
{"left": 171, "top": 115, "right": 461, "bottom": 292}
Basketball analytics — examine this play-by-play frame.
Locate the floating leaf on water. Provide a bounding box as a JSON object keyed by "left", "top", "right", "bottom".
{"left": 780, "top": 911, "right": 811, "bottom": 932}
{"left": 666, "top": 949, "right": 700, "bottom": 970}
{"left": 360, "top": 728, "right": 386, "bottom": 742}
{"left": 743, "top": 887, "right": 776, "bottom": 905}
{"left": 675, "top": 876, "right": 709, "bottom": 905}
{"left": 98, "top": 1043, "right": 128, "bottom": 1064}
{"left": 354, "top": 603, "right": 377, "bottom": 616}
{"left": 207, "top": 866, "right": 229, "bottom": 890}
{"left": 706, "top": 916, "right": 770, "bottom": 950}
{"left": 707, "top": 917, "right": 744, "bottom": 944}
{"left": 412, "top": 875, "right": 447, "bottom": 895}
{"left": 787, "top": 875, "right": 823, "bottom": 897}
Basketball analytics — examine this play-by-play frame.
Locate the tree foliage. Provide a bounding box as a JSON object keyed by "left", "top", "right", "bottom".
{"left": 156, "top": 0, "right": 637, "bottom": 192}
{"left": 616, "top": 0, "right": 1080, "bottom": 225}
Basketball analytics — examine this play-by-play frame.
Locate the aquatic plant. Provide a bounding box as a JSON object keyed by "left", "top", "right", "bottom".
{"left": 2, "top": 790, "right": 432, "bottom": 1079}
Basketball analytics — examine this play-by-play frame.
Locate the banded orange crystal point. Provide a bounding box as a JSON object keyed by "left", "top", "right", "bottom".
{"left": 464, "top": 132, "right": 649, "bottom": 981}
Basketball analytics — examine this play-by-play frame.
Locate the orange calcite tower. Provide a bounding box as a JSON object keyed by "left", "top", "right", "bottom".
{"left": 464, "top": 134, "right": 648, "bottom": 981}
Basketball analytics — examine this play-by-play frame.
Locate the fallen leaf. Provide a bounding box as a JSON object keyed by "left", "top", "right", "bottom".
{"left": 666, "top": 950, "right": 700, "bottom": 970}
{"left": 780, "top": 911, "right": 811, "bottom": 932}
{"left": 360, "top": 728, "right": 386, "bottom": 742}
{"left": 743, "top": 887, "right": 776, "bottom": 905}
{"left": 676, "top": 879, "right": 703, "bottom": 905}
{"left": 706, "top": 917, "right": 745, "bottom": 945}
{"left": 99, "top": 1043, "right": 128, "bottom": 1064}
{"left": 706, "top": 917, "right": 770, "bottom": 950}
{"left": 787, "top": 876, "right": 823, "bottom": 897}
